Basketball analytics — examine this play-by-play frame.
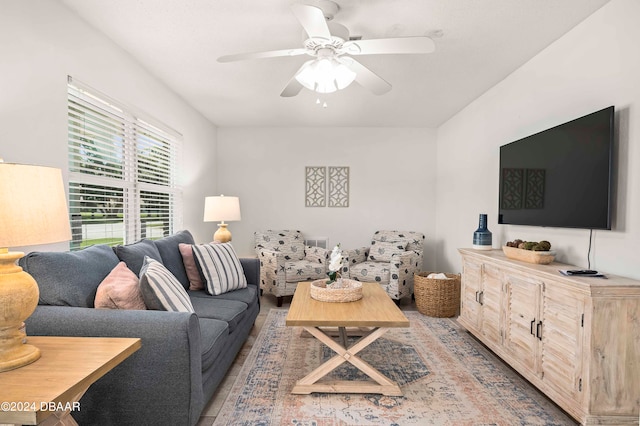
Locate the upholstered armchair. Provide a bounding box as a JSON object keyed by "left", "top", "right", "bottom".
{"left": 344, "top": 230, "right": 425, "bottom": 302}
{"left": 255, "top": 230, "right": 328, "bottom": 306}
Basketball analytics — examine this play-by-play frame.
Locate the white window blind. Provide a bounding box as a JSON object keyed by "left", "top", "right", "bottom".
{"left": 67, "top": 77, "right": 182, "bottom": 250}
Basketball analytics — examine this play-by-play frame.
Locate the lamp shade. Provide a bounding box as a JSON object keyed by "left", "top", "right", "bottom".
{"left": 0, "top": 162, "right": 71, "bottom": 372}
{"left": 203, "top": 195, "right": 241, "bottom": 222}
{"left": 0, "top": 163, "right": 71, "bottom": 248}
{"left": 295, "top": 57, "right": 357, "bottom": 94}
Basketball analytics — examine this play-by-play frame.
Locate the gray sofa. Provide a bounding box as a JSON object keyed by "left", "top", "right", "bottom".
{"left": 20, "top": 230, "right": 259, "bottom": 426}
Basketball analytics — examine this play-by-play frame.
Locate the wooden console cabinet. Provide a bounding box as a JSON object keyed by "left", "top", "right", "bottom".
{"left": 458, "top": 248, "right": 640, "bottom": 425}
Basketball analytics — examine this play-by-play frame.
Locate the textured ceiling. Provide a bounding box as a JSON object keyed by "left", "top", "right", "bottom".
{"left": 60, "top": 0, "right": 610, "bottom": 127}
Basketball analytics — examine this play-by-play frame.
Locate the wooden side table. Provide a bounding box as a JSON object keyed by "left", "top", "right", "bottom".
{"left": 0, "top": 336, "right": 141, "bottom": 426}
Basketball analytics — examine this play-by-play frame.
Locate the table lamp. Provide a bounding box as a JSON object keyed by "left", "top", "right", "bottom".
{"left": 0, "top": 162, "right": 71, "bottom": 372}
{"left": 203, "top": 195, "right": 241, "bottom": 243}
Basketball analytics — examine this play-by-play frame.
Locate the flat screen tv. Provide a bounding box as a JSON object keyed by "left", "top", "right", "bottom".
{"left": 498, "top": 106, "right": 614, "bottom": 230}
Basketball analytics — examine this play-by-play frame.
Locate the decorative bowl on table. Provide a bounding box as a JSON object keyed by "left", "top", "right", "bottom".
{"left": 502, "top": 246, "right": 556, "bottom": 265}
{"left": 310, "top": 279, "right": 363, "bottom": 303}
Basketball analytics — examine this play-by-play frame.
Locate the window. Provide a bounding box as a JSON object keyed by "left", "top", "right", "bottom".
{"left": 67, "top": 77, "right": 182, "bottom": 250}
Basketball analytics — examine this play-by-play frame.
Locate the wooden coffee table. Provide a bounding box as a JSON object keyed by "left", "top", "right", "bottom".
{"left": 0, "top": 336, "right": 141, "bottom": 425}
{"left": 286, "top": 281, "right": 409, "bottom": 396}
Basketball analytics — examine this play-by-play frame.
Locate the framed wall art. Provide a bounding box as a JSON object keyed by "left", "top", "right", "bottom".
{"left": 305, "top": 166, "right": 326, "bottom": 207}
{"left": 328, "top": 166, "right": 349, "bottom": 207}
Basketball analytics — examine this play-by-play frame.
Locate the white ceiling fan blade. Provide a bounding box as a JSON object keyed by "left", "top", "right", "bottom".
{"left": 291, "top": 4, "right": 331, "bottom": 40}
{"left": 342, "top": 36, "right": 435, "bottom": 56}
{"left": 218, "top": 48, "right": 308, "bottom": 63}
{"left": 343, "top": 58, "right": 391, "bottom": 95}
{"left": 280, "top": 75, "right": 305, "bottom": 97}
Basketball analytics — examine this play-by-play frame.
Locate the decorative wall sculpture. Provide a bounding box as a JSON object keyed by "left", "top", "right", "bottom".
{"left": 305, "top": 166, "right": 326, "bottom": 207}
{"left": 305, "top": 166, "right": 349, "bottom": 208}
{"left": 328, "top": 166, "right": 349, "bottom": 207}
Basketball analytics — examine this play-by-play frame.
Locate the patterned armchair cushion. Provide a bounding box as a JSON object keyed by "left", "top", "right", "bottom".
{"left": 367, "top": 241, "right": 408, "bottom": 262}
{"left": 349, "top": 261, "right": 391, "bottom": 284}
{"left": 254, "top": 230, "right": 305, "bottom": 261}
{"left": 345, "top": 231, "right": 425, "bottom": 300}
{"left": 372, "top": 230, "right": 425, "bottom": 252}
{"left": 345, "top": 247, "right": 368, "bottom": 265}
{"left": 284, "top": 260, "right": 326, "bottom": 282}
{"left": 304, "top": 246, "right": 328, "bottom": 266}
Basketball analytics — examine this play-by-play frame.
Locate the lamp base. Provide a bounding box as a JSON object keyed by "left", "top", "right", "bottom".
{"left": 213, "top": 223, "right": 232, "bottom": 243}
{"left": 0, "top": 339, "right": 40, "bottom": 372}
{"left": 0, "top": 251, "right": 41, "bottom": 372}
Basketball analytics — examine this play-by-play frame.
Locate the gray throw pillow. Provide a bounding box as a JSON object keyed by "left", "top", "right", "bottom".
{"left": 19, "top": 244, "right": 120, "bottom": 307}
{"left": 114, "top": 239, "right": 162, "bottom": 276}
{"left": 153, "top": 230, "right": 195, "bottom": 289}
{"left": 139, "top": 256, "right": 195, "bottom": 313}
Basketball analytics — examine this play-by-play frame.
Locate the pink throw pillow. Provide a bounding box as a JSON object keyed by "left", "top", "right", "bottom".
{"left": 95, "top": 261, "right": 147, "bottom": 310}
{"left": 179, "top": 243, "right": 205, "bottom": 291}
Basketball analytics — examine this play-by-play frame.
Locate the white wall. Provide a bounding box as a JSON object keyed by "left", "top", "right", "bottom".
{"left": 6, "top": 0, "right": 636, "bottom": 282}
{"left": 435, "top": 0, "right": 640, "bottom": 279}
{"left": 0, "top": 0, "right": 218, "bottom": 251}
{"left": 217, "top": 127, "right": 437, "bottom": 270}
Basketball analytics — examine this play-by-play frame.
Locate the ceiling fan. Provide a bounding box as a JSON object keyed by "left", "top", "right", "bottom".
{"left": 218, "top": 1, "right": 435, "bottom": 97}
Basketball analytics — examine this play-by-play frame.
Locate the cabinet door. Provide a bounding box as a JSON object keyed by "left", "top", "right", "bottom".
{"left": 541, "top": 282, "right": 585, "bottom": 401}
{"left": 480, "top": 263, "right": 504, "bottom": 346}
{"left": 460, "top": 258, "right": 483, "bottom": 330}
{"left": 504, "top": 273, "right": 542, "bottom": 376}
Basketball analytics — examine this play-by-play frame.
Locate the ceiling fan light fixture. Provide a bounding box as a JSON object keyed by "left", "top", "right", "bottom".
{"left": 223, "top": 3, "right": 436, "bottom": 98}
{"left": 294, "top": 56, "right": 356, "bottom": 94}
{"left": 333, "top": 59, "right": 356, "bottom": 89}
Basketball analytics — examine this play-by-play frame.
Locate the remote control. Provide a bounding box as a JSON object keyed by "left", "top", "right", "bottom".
{"left": 567, "top": 270, "right": 599, "bottom": 275}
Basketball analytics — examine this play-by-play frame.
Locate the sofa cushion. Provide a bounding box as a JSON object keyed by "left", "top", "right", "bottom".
{"left": 95, "top": 261, "right": 147, "bottom": 310}
{"left": 114, "top": 239, "right": 162, "bottom": 276}
{"left": 367, "top": 241, "right": 408, "bottom": 262}
{"left": 198, "top": 318, "right": 230, "bottom": 373}
{"left": 20, "top": 244, "right": 119, "bottom": 307}
{"left": 139, "top": 257, "right": 195, "bottom": 313}
{"left": 189, "top": 286, "right": 258, "bottom": 307}
{"left": 189, "top": 297, "right": 247, "bottom": 333}
{"left": 192, "top": 243, "right": 247, "bottom": 296}
{"left": 153, "top": 230, "right": 195, "bottom": 288}
{"left": 179, "top": 243, "right": 205, "bottom": 291}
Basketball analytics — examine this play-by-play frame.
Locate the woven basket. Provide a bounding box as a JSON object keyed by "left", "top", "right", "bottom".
{"left": 414, "top": 272, "right": 461, "bottom": 318}
{"left": 310, "top": 279, "right": 363, "bottom": 303}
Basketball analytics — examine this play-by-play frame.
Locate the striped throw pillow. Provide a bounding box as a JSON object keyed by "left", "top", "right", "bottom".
{"left": 139, "top": 256, "right": 195, "bottom": 313}
{"left": 192, "top": 243, "right": 247, "bottom": 296}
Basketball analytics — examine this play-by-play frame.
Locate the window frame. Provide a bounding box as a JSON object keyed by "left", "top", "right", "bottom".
{"left": 67, "top": 76, "right": 183, "bottom": 250}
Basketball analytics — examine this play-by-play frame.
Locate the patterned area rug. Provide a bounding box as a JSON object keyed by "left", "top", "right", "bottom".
{"left": 213, "top": 310, "right": 577, "bottom": 426}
